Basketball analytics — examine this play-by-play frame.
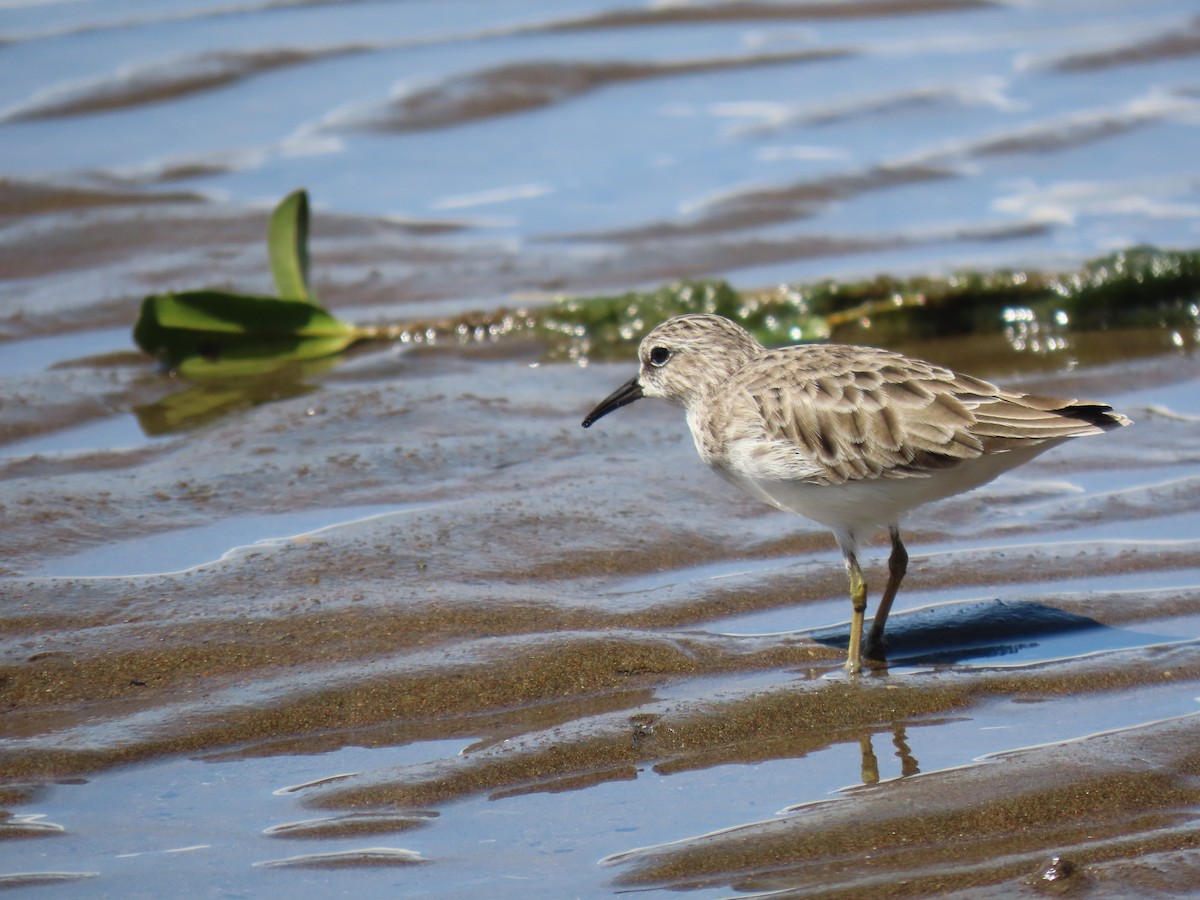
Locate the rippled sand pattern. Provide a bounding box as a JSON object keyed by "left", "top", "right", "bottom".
{"left": 3, "top": 336, "right": 1200, "bottom": 895}
{"left": 2, "top": 0, "right": 1199, "bottom": 896}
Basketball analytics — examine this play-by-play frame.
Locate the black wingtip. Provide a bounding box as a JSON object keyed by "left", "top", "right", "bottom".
{"left": 1059, "top": 403, "right": 1132, "bottom": 431}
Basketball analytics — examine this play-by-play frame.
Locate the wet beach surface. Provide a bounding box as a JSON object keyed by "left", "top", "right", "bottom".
{"left": 3, "top": 1, "right": 1200, "bottom": 897}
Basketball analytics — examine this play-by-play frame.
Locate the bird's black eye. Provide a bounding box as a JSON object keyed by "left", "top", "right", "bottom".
{"left": 648, "top": 346, "right": 672, "bottom": 367}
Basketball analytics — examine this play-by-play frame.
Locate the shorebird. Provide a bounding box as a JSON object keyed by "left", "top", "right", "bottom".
{"left": 581, "top": 313, "right": 1130, "bottom": 672}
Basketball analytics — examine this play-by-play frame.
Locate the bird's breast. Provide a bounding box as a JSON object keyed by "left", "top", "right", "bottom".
{"left": 685, "top": 403, "right": 729, "bottom": 466}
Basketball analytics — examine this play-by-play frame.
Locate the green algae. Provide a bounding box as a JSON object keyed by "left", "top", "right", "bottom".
{"left": 537, "top": 245, "right": 1200, "bottom": 360}
{"left": 364, "top": 245, "right": 1200, "bottom": 362}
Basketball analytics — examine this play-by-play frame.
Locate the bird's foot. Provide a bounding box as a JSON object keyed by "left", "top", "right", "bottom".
{"left": 844, "top": 645, "right": 888, "bottom": 676}
{"left": 864, "top": 635, "right": 888, "bottom": 663}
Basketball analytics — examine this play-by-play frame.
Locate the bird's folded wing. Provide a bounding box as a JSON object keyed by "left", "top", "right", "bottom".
{"left": 735, "top": 347, "right": 1100, "bottom": 486}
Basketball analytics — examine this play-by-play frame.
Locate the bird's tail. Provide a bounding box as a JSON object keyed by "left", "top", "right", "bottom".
{"left": 977, "top": 393, "right": 1132, "bottom": 442}
{"left": 1021, "top": 397, "right": 1132, "bottom": 436}
{"left": 1053, "top": 402, "right": 1132, "bottom": 432}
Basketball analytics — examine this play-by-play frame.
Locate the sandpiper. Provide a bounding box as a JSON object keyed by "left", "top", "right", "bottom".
{"left": 582, "top": 313, "right": 1130, "bottom": 673}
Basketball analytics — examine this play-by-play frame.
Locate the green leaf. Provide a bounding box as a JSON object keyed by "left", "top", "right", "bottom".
{"left": 268, "top": 188, "right": 313, "bottom": 302}
{"left": 134, "top": 290, "right": 364, "bottom": 377}
{"left": 138, "top": 290, "right": 354, "bottom": 338}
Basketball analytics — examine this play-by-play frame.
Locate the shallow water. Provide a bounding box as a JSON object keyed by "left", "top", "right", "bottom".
{"left": 34, "top": 503, "right": 426, "bottom": 577}
{"left": 11, "top": 688, "right": 1200, "bottom": 899}
{"left": 3, "top": 1, "right": 1200, "bottom": 897}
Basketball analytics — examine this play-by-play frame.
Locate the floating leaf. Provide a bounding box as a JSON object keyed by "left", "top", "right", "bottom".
{"left": 268, "top": 188, "right": 313, "bottom": 302}
{"left": 134, "top": 290, "right": 364, "bottom": 377}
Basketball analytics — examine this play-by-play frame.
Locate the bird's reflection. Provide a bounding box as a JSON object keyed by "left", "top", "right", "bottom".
{"left": 858, "top": 723, "right": 920, "bottom": 785}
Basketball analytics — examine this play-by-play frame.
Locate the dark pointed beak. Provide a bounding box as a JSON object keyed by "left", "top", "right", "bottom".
{"left": 581, "top": 376, "right": 643, "bottom": 428}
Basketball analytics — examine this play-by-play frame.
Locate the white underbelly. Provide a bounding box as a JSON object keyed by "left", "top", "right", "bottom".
{"left": 715, "top": 441, "right": 1059, "bottom": 536}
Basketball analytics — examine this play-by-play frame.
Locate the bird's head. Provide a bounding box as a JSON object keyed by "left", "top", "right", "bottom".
{"left": 581, "top": 314, "right": 762, "bottom": 427}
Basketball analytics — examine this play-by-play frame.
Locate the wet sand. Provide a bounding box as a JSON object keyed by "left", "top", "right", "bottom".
{"left": 3, "top": 199, "right": 1200, "bottom": 891}
{"left": 3, "top": 0, "right": 1200, "bottom": 895}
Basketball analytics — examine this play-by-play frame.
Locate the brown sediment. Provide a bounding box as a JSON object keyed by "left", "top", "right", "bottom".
{"left": 0, "top": 179, "right": 203, "bottom": 216}
{"left": 1049, "top": 19, "right": 1200, "bottom": 72}
{"left": 0, "top": 631, "right": 834, "bottom": 780}
{"left": 541, "top": 0, "right": 997, "bottom": 30}
{"left": 0, "top": 201, "right": 264, "bottom": 283}
{"left": 560, "top": 165, "right": 957, "bottom": 242}
{"left": 1, "top": 0, "right": 373, "bottom": 47}
{"left": 0, "top": 811, "right": 63, "bottom": 839}
{"left": 255, "top": 848, "right": 426, "bottom": 868}
{"left": 0, "top": 785, "right": 47, "bottom": 807}
{"left": 969, "top": 114, "right": 1147, "bottom": 158}
{"left": 899, "top": 96, "right": 1196, "bottom": 169}
{"left": 5, "top": 46, "right": 370, "bottom": 122}
{"left": 609, "top": 714, "right": 1200, "bottom": 897}
{"left": 0, "top": 603, "right": 645, "bottom": 710}
{"left": 0, "top": 190, "right": 457, "bottom": 283}
{"left": 562, "top": 95, "right": 1195, "bottom": 244}
{"left": 545, "top": 222, "right": 1051, "bottom": 293}
{"left": 263, "top": 810, "right": 437, "bottom": 839}
{"left": 289, "top": 646, "right": 1200, "bottom": 811}
{"left": 0, "top": 400, "right": 135, "bottom": 449}
{"left": 308, "top": 680, "right": 971, "bottom": 809}
{"left": 0, "top": 872, "right": 98, "bottom": 887}
{"left": 589, "top": 221, "right": 1052, "bottom": 286}
{"left": 351, "top": 50, "right": 854, "bottom": 134}
{"left": 3, "top": 537, "right": 1195, "bottom": 759}
{"left": 735, "top": 85, "right": 964, "bottom": 134}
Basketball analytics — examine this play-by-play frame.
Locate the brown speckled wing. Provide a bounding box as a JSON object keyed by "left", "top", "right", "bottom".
{"left": 733, "top": 345, "right": 1066, "bottom": 486}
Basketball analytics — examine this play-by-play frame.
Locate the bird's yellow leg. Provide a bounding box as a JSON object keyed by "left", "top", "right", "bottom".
{"left": 866, "top": 527, "right": 907, "bottom": 660}
{"left": 845, "top": 553, "right": 867, "bottom": 674}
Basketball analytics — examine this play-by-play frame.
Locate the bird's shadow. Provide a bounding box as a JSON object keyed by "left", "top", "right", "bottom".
{"left": 810, "top": 598, "right": 1163, "bottom": 667}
